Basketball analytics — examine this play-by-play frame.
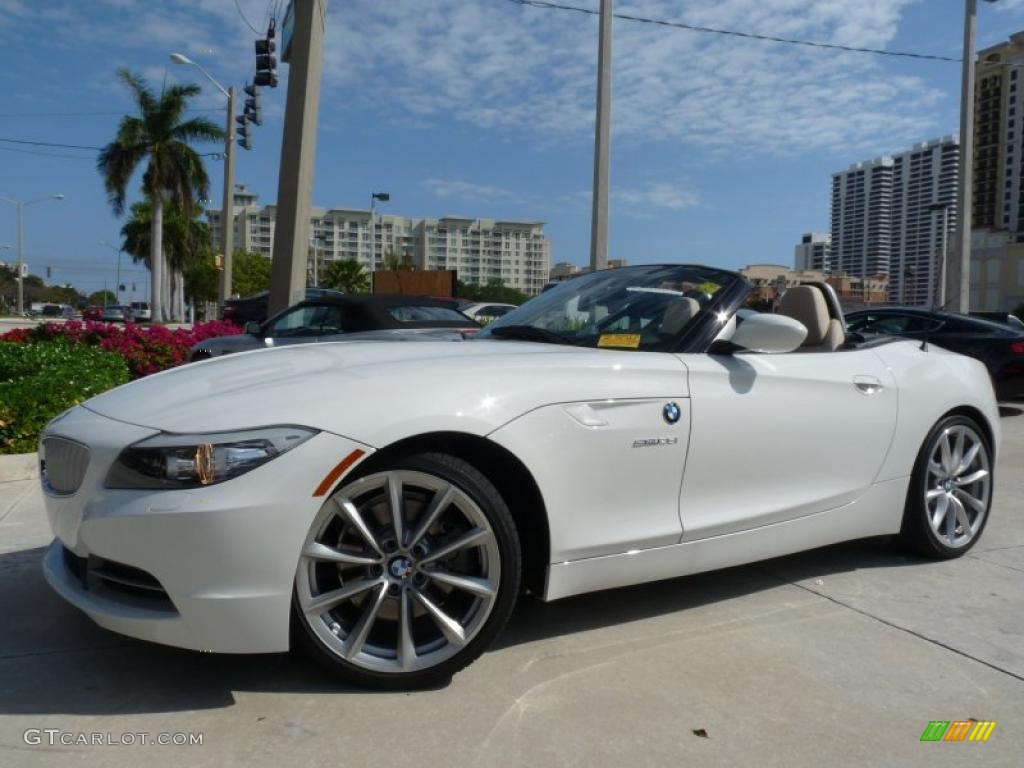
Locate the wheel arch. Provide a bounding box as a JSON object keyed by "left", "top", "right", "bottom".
{"left": 353, "top": 431, "right": 551, "bottom": 596}
{"left": 942, "top": 404, "right": 996, "bottom": 456}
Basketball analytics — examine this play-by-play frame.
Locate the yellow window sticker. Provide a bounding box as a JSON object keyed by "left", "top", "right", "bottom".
{"left": 597, "top": 333, "right": 641, "bottom": 349}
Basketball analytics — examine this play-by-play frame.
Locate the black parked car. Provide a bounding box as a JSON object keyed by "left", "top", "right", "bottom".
{"left": 221, "top": 287, "right": 345, "bottom": 325}
{"left": 970, "top": 311, "right": 1024, "bottom": 331}
{"left": 846, "top": 307, "right": 1024, "bottom": 400}
{"left": 193, "top": 294, "right": 479, "bottom": 361}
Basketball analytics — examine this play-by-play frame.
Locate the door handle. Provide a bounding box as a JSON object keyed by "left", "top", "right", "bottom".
{"left": 853, "top": 375, "right": 883, "bottom": 395}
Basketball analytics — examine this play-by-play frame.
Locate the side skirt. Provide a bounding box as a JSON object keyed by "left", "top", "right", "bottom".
{"left": 543, "top": 476, "right": 908, "bottom": 601}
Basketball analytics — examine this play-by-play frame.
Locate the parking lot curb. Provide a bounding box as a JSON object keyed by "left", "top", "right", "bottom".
{"left": 0, "top": 452, "right": 39, "bottom": 482}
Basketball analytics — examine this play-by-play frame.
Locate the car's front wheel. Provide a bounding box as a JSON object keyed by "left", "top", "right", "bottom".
{"left": 900, "top": 414, "right": 993, "bottom": 558}
{"left": 293, "top": 453, "right": 521, "bottom": 689}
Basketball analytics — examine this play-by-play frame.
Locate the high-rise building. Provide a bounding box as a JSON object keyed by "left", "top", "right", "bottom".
{"left": 974, "top": 32, "right": 1024, "bottom": 236}
{"left": 208, "top": 186, "right": 551, "bottom": 295}
{"left": 966, "top": 32, "right": 1024, "bottom": 313}
{"left": 793, "top": 232, "right": 831, "bottom": 272}
{"left": 830, "top": 137, "right": 958, "bottom": 306}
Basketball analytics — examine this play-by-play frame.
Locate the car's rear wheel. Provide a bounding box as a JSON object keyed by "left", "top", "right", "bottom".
{"left": 900, "top": 415, "right": 992, "bottom": 558}
{"left": 293, "top": 453, "right": 520, "bottom": 689}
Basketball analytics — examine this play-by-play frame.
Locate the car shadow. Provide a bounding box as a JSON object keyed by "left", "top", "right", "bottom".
{"left": 0, "top": 537, "right": 923, "bottom": 715}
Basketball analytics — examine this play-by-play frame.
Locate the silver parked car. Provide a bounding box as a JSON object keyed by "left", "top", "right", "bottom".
{"left": 190, "top": 294, "right": 480, "bottom": 362}
{"left": 101, "top": 305, "right": 134, "bottom": 323}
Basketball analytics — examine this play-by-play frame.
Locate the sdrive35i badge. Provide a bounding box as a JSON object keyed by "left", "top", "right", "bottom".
{"left": 663, "top": 401, "right": 681, "bottom": 424}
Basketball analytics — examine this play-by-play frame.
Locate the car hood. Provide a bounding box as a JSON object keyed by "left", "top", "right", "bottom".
{"left": 83, "top": 340, "right": 689, "bottom": 447}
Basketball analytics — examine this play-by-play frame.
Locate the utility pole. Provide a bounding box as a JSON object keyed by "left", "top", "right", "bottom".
{"left": 15, "top": 202, "right": 23, "bottom": 314}
{"left": 369, "top": 191, "right": 389, "bottom": 272}
{"left": 928, "top": 202, "right": 952, "bottom": 309}
{"left": 269, "top": 0, "right": 327, "bottom": 316}
{"left": 0, "top": 193, "right": 63, "bottom": 315}
{"left": 221, "top": 86, "right": 237, "bottom": 303}
{"left": 950, "top": 0, "right": 994, "bottom": 312}
{"left": 589, "top": 0, "right": 612, "bottom": 273}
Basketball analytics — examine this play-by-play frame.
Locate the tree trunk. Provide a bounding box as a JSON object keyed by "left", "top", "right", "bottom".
{"left": 150, "top": 196, "right": 163, "bottom": 323}
{"left": 161, "top": 252, "right": 172, "bottom": 322}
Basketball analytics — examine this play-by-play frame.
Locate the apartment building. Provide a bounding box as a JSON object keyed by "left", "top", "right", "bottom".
{"left": 208, "top": 186, "right": 551, "bottom": 295}
{"left": 793, "top": 232, "right": 831, "bottom": 272}
{"left": 974, "top": 32, "right": 1024, "bottom": 236}
{"left": 830, "top": 137, "right": 958, "bottom": 306}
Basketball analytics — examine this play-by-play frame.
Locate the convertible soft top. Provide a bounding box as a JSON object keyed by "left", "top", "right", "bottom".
{"left": 291, "top": 293, "right": 479, "bottom": 331}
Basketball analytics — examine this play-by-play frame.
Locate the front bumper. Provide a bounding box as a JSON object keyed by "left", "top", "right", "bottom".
{"left": 40, "top": 406, "right": 373, "bottom": 653}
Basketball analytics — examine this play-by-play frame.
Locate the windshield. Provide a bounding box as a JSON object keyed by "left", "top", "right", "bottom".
{"left": 479, "top": 264, "right": 740, "bottom": 350}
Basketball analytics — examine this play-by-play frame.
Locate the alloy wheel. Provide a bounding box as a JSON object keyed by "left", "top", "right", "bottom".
{"left": 295, "top": 470, "right": 501, "bottom": 674}
{"left": 924, "top": 424, "right": 991, "bottom": 549}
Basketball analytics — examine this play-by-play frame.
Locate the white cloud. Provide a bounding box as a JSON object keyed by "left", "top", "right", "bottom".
{"left": 614, "top": 183, "right": 700, "bottom": 210}
{"left": 319, "top": 0, "right": 943, "bottom": 156}
{"left": 423, "top": 178, "right": 521, "bottom": 202}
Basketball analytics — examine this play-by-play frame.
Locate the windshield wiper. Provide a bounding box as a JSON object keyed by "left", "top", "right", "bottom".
{"left": 488, "top": 325, "right": 576, "bottom": 345}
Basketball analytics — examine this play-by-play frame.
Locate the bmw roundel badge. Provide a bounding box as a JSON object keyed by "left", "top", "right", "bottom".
{"left": 663, "top": 401, "right": 681, "bottom": 425}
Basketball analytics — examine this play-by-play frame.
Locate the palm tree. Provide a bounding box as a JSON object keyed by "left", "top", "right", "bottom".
{"left": 321, "top": 259, "right": 370, "bottom": 293}
{"left": 120, "top": 197, "right": 214, "bottom": 309}
{"left": 98, "top": 68, "right": 222, "bottom": 322}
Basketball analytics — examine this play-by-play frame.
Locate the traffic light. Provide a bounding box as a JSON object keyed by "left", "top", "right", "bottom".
{"left": 254, "top": 38, "right": 277, "bottom": 87}
{"left": 243, "top": 83, "right": 262, "bottom": 126}
{"left": 238, "top": 124, "right": 252, "bottom": 151}
{"left": 46, "top": 266, "right": 52, "bottom": 278}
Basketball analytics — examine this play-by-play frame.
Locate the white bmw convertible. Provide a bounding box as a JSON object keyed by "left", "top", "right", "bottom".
{"left": 39, "top": 265, "right": 999, "bottom": 688}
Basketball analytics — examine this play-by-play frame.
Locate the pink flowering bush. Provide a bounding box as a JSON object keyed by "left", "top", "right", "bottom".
{"left": 0, "top": 320, "right": 241, "bottom": 379}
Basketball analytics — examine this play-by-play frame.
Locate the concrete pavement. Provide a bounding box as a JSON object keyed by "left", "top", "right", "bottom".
{"left": 1, "top": 407, "right": 1022, "bottom": 767}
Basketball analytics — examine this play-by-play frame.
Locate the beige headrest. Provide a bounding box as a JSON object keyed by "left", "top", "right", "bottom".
{"left": 778, "top": 286, "right": 829, "bottom": 346}
{"left": 661, "top": 297, "right": 701, "bottom": 335}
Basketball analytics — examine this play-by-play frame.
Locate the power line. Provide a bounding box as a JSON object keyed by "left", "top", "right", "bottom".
{"left": 0, "top": 137, "right": 102, "bottom": 150}
{"left": 0, "top": 108, "right": 224, "bottom": 118}
{"left": 503, "top": 0, "right": 961, "bottom": 63}
{"left": 0, "top": 145, "right": 95, "bottom": 160}
{"left": 234, "top": 0, "right": 263, "bottom": 35}
{"left": 0, "top": 137, "right": 224, "bottom": 161}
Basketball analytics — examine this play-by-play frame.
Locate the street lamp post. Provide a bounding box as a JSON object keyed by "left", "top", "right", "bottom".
{"left": 98, "top": 240, "right": 123, "bottom": 303}
{"left": 369, "top": 192, "right": 389, "bottom": 271}
{"left": 902, "top": 265, "right": 917, "bottom": 306}
{"left": 170, "top": 53, "right": 236, "bottom": 306}
{"left": 928, "top": 202, "right": 952, "bottom": 309}
{"left": 0, "top": 193, "right": 64, "bottom": 315}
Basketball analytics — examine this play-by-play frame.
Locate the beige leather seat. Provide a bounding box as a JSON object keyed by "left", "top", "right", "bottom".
{"left": 661, "top": 297, "right": 701, "bottom": 336}
{"left": 777, "top": 286, "right": 845, "bottom": 352}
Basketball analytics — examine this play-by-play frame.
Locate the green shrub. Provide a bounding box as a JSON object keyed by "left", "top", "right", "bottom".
{"left": 0, "top": 343, "right": 130, "bottom": 454}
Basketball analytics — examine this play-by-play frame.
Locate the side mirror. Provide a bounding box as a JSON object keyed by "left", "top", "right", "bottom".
{"left": 729, "top": 313, "right": 807, "bottom": 353}
{"left": 245, "top": 321, "right": 262, "bottom": 336}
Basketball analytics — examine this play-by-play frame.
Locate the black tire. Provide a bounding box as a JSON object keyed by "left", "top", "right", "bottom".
{"left": 190, "top": 351, "right": 212, "bottom": 363}
{"left": 293, "top": 452, "right": 521, "bottom": 689}
{"left": 899, "top": 414, "right": 993, "bottom": 559}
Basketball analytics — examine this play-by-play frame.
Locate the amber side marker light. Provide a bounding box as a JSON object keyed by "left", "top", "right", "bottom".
{"left": 312, "top": 449, "right": 366, "bottom": 497}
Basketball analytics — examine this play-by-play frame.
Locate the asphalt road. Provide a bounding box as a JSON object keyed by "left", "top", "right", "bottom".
{"left": 1, "top": 407, "right": 1022, "bottom": 767}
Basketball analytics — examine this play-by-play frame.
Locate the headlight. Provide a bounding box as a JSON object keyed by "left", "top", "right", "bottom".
{"left": 105, "top": 426, "right": 318, "bottom": 489}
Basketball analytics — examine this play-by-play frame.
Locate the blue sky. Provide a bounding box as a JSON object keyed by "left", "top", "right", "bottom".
{"left": 1, "top": 0, "right": 1023, "bottom": 298}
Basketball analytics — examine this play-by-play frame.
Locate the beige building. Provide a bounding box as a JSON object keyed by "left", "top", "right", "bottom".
{"left": 970, "top": 230, "right": 1024, "bottom": 312}
{"left": 548, "top": 259, "right": 628, "bottom": 282}
{"left": 208, "top": 186, "right": 552, "bottom": 295}
{"left": 740, "top": 264, "right": 888, "bottom": 306}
